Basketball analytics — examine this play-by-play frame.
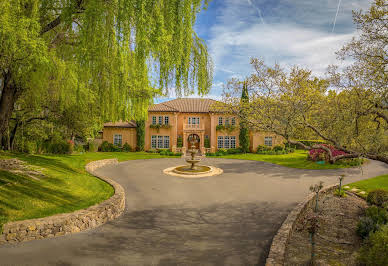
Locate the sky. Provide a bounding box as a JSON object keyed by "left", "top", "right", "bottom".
{"left": 157, "top": 0, "right": 372, "bottom": 103}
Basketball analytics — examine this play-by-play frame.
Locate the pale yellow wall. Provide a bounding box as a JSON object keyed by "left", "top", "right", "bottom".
{"left": 145, "top": 112, "right": 176, "bottom": 150}
{"left": 102, "top": 127, "right": 137, "bottom": 149}
{"left": 250, "top": 132, "right": 285, "bottom": 152}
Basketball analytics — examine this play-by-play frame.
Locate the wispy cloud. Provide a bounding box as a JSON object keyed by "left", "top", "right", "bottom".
{"left": 196, "top": 0, "right": 372, "bottom": 96}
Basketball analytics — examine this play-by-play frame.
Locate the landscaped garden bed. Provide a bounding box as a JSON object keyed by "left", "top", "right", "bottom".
{"left": 285, "top": 192, "right": 368, "bottom": 265}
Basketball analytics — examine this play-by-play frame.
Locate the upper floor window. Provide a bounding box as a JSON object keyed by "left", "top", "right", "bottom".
{"left": 218, "top": 117, "right": 223, "bottom": 125}
{"left": 189, "top": 117, "right": 200, "bottom": 125}
{"left": 231, "top": 118, "right": 236, "bottom": 126}
{"left": 158, "top": 116, "right": 163, "bottom": 125}
{"left": 152, "top": 116, "right": 157, "bottom": 125}
{"left": 164, "top": 116, "right": 169, "bottom": 125}
{"left": 225, "top": 118, "right": 230, "bottom": 126}
{"left": 264, "top": 137, "right": 273, "bottom": 147}
{"left": 114, "top": 134, "right": 122, "bottom": 146}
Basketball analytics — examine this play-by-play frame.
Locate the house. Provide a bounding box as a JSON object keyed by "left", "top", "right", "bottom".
{"left": 102, "top": 98, "right": 283, "bottom": 153}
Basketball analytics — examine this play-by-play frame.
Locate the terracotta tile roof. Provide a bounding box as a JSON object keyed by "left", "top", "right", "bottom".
{"left": 149, "top": 98, "right": 221, "bottom": 113}
{"left": 103, "top": 121, "right": 137, "bottom": 128}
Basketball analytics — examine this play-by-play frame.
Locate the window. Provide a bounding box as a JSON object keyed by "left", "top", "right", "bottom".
{"left": 151, "top": 136, "right": 157, "bottom": 149}
{"left": 158, "top": 116, "right": 163, "bottom": 125}
{"left": 224, "top": 136, "right": 230, "bottom": 149}
{"left": 231, "top": 118, "right": 236, "bottom": 126}
{"left": 113, "top": 134, "right": 122, "bottom": 146}
{"left": 218, "top": 136, "right": 224, "bottom": 148}
{"left": 164, "top": 136, "right": 170, "bottom": 148}
{"left": 230, "top": 136, "right": 236, "bottom": 148}
{"left": 218, "top": 117, "right": 223, "bottom": 125}
{"left": 189, "top": 117, "right": 200, "bottom": 124}
{"left": 164, "top": 116, "right": 169, "bottom": 125}
{"left": 152, "top": 116, "right": 157, "bottom": 125}
{"left": 265, "top": 137, "right": 273, "bottom": 147}
{"left": 225, "top": 118, "right": 229, "bottom": 126}
{"left": 158, "top": 136, "right": 163, "bottom": 148}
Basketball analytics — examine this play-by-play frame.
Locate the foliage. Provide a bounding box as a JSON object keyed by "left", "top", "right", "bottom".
{"left": 357, "top": 206, "right": 388, "bottom": 239}
{"left": 358, "top": 224, "right": 388, "bottom": 266}
{"left": 256, "top": 145, "right": 294, "bottom": 155}
{"left": 177, "top": 136, "right": 183, "bottom": 148}
{"left": 216, "top": 125, "right": 236, "bottom": 132}
{"left": 136, "top": 120, "right": 145, "bottom": 151}
{"left": 273, "top": 145, "right": 284, "bottom": 152}
{"left": 333, "top": 189, "right": 346, "bottom": 198}
{"left": 44, "top": 140, "right": 71, "bottom": 154}
{"left": 0, "top": 0, "right": 213, "bottom": 152}
{"left": 204, "top": 138, "right": 210, "bottom": 148}
{"left": 99, "top": 141, "right": 121, "bottom": 152}
{"left": 348, "top": 174, "right": 388, "bottom": 193}
{"left": 308, "top": 145, "right": 348, "bottom": 162}
{"left": 367, "top": 189, "right": 388, "bottom": 207}
{"left": 239, "top": 81, "right": 250, "bottom": 153}
{"left": 123, "top": 143, "right": 132, "bottom": 152}
{"left": 256, "top": 145, "right": 271, "bottom": 152}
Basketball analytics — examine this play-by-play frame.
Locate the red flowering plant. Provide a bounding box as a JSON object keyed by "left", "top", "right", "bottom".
{"left": 308, "top": 144, "right": 348, "bottom": 162}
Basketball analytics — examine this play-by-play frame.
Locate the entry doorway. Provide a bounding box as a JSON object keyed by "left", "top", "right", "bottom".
{"left": 188, "top": 134, "right": 200, "bottom": 149}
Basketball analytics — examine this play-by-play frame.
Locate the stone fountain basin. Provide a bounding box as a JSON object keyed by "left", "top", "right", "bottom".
{"left": 173, "top": 165, "right": 212, "bottom": 175}
{"left": 186, "top": 159, "right": 201, "bottom": 164}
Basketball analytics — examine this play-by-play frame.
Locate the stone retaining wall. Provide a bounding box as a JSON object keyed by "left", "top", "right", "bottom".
{"left": 265, "top": 184, "right": 338, "bottom": 266}
{"left": 0, "top": 159, "right": 125, "bottom": 245}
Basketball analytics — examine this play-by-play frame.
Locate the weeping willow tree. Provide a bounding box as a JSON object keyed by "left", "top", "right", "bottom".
{"left": 0, "top": 0, "right": 213, "bottom": 146}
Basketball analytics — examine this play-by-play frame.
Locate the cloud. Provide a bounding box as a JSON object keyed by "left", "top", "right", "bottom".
{"left": 200, "top": 0, "right": 372, "bottom": 93}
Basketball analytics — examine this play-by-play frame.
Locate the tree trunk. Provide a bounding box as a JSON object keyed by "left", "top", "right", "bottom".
{"left": 0, "top": 72, "right": 20, "bottom": 149}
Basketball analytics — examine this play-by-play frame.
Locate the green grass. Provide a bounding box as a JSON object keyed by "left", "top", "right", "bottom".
{"left": 217, "top": 150, "right": 362, "bottom": 169}
{"left": 348, "top": 174, "right": 388, "bottom": 193}
{"left": 0, "top": 151, "right": 178, "bottom": 231}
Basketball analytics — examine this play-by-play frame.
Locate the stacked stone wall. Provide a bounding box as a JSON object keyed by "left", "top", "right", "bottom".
{"left": 0, "top": 159, "right": 125, "bottom": 244}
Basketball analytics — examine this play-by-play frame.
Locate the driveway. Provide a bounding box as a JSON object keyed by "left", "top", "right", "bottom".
{"left": 1, "top": 158, "right": 387, "bottom": 266}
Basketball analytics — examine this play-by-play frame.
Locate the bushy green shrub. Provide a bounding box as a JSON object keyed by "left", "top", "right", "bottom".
{"left": 46, "top": 141, "right": 71, "bottom": 154}
{"left": 357, "top": 216, "right": 380, "bottom": 239}
{"left": 227, "top": 148, "right": 242, "bottom": 154}
{"left": 357, "top": 206, "right": 388, "bottom": 239}
{"left": 123, "top": 142, "right": 132, "bottom": 152}
{"left": 74, "top": 144, "right": 84, "bottom": 153}
{"left": 217, "top": 148, "right": 227, "bottom": 155}
{"left": 367, "top": 189, "right": 388, "bottom": 207}
{"left": 206, "top": 152, "right": 215, "bottom": 156}
{"left": 256, "top": 145, "right": 271, "bottom": 152}
{"left": 174, "top": 152, "right": 183, "bottom": 156}
{"left": 100, "top": 141, "right": 110, "bottom": 152}
{"left": 204, "top": 138, "right": 210, "bottom": 148}
{"left": 147, "top": 149, "right": 158, "bottom": 153}
{"left": 177, "top": 136, "right": 183, "bottom": 148}
{"left": 365, "top": 206, "right": 388, "bottom": 225}
{"left": 99, "top": 141, "right": 122, "bottom": 152}
{"left": 358, "top": 224, "right": 388, "bottom": 265}
{"left": 273, "top": 145, "right": 284, "bottom": 152}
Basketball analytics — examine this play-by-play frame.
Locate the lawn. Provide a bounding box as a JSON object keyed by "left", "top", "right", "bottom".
{"left": 0, "top": 151, "right": 178, "bottom": 232}
{"left": 347, "top": 174, "right": 388, "bottom": 193}
{"left": 217, "top": 150, "right": 363, "bottom": 169}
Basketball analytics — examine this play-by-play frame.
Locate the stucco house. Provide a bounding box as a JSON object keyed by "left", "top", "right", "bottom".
{"left": 102, "top": 98, "right": 283, "bottom": 153}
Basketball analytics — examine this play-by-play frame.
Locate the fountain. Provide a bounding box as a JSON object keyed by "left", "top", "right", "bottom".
{"left": 163, "top": 136, "right": 223, "bottom": 178}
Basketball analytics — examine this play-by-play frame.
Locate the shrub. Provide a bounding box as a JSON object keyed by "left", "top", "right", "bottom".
{"left": 273, "top": 145, "right": 284, "bottom": 152}
{"left": 74, "top": 144, "right": 85, "bottom": 153}
{"left": 46, "top": 141, "right": 71, "bottom": 154}
{"left": 100, "top": 141, "right": 110, "bottom": 152}
{"left": 204, "top": 138, "right": 210, "bottom": 148}
{"left": 256, "top": 145, "right": 271, "bottom": 153}
{"left": 358, "top": 224, "right": 388, "bottom": 265}
{"left": 174, "top": 152, "right": 182, "bottom": 156}
{"left": 147, "top": 149, "right": 158, "bottom": 153}
{"left": 177, "top": 136, "right": 183, "bottom": 148}
{"left": 308, "top": 144, "right": 348, "bottom": 162}
{"left": 123, "top": 142, "right": 132, "bottom": 152}
{"left": 206, "top": 152, "right": 215, "bottom": 156}
{"left": 227, "top": 148, "right": 242, "bottom": 154}
{"left": 357, "top": 216, "right": 380, "bottom": 239}
{"left": 357, "top": 206, "right": 388, "bottom": 239}
{"left": 365, "top": 206, "right": 388, "bottom": 225}
{"left": 367, "top": 189, "right": 388, "bottom": 207}
{"left": 334, "top": 189, "right": 346, "bottom": 197}
{"left": 217, "top": 148, "right": 227, "bottom": 155}
{"left": 136, "top": 120, "right": 145, "bottom": 151}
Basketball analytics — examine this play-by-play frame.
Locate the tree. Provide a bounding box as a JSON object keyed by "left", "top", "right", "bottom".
{"left": 0, "top": 0, "right": 213, "bottom": 148}
{"left": 136, "top": 119, "right": 145, "bottom": 151}
{"left": 239, "top": 80, "right": 250, "bottom": 153}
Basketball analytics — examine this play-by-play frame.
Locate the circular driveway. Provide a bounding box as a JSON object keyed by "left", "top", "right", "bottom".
{"left": 1, "top": 158, "right": 387, "bottom": 266}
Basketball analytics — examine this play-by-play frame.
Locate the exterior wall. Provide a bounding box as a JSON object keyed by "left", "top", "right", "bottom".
{"left": 102, "top": 127, "right": 137, "bottom": 149}
{"left": 102, "top": 111, "right": 285, "bottom": 153}
{"left": 249, "top": 131, "right": 285, "bottom": 152}
{"left": 145, "top": 112, "right": 176, "bottom": 151}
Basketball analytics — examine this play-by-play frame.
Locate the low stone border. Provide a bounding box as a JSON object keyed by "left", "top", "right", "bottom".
{"left": 0, "top": 159, "right": 125, "bottom": 245}
{"left": 265, "top": 184, "right": 339, "bottom": 266}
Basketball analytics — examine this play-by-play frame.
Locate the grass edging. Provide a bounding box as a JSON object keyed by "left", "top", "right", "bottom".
{"left": 265, "top": 184, "right": 338, "bottom": 266}
{"left": 0, "top": 159, "right": 125, "bottom": 245}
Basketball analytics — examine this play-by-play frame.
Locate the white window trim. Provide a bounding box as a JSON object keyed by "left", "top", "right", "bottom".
{"left": 113, "top": 134, "right": 122, "bottom": 146}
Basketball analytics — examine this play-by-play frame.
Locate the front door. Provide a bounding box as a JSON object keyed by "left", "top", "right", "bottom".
{"left": 188, "top": 134, "right": 200, "bottom": 149}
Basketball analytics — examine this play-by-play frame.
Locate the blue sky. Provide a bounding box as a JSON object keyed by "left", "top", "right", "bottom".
{"left": 157, "top": 0, "right": 372, "bottom": 102}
